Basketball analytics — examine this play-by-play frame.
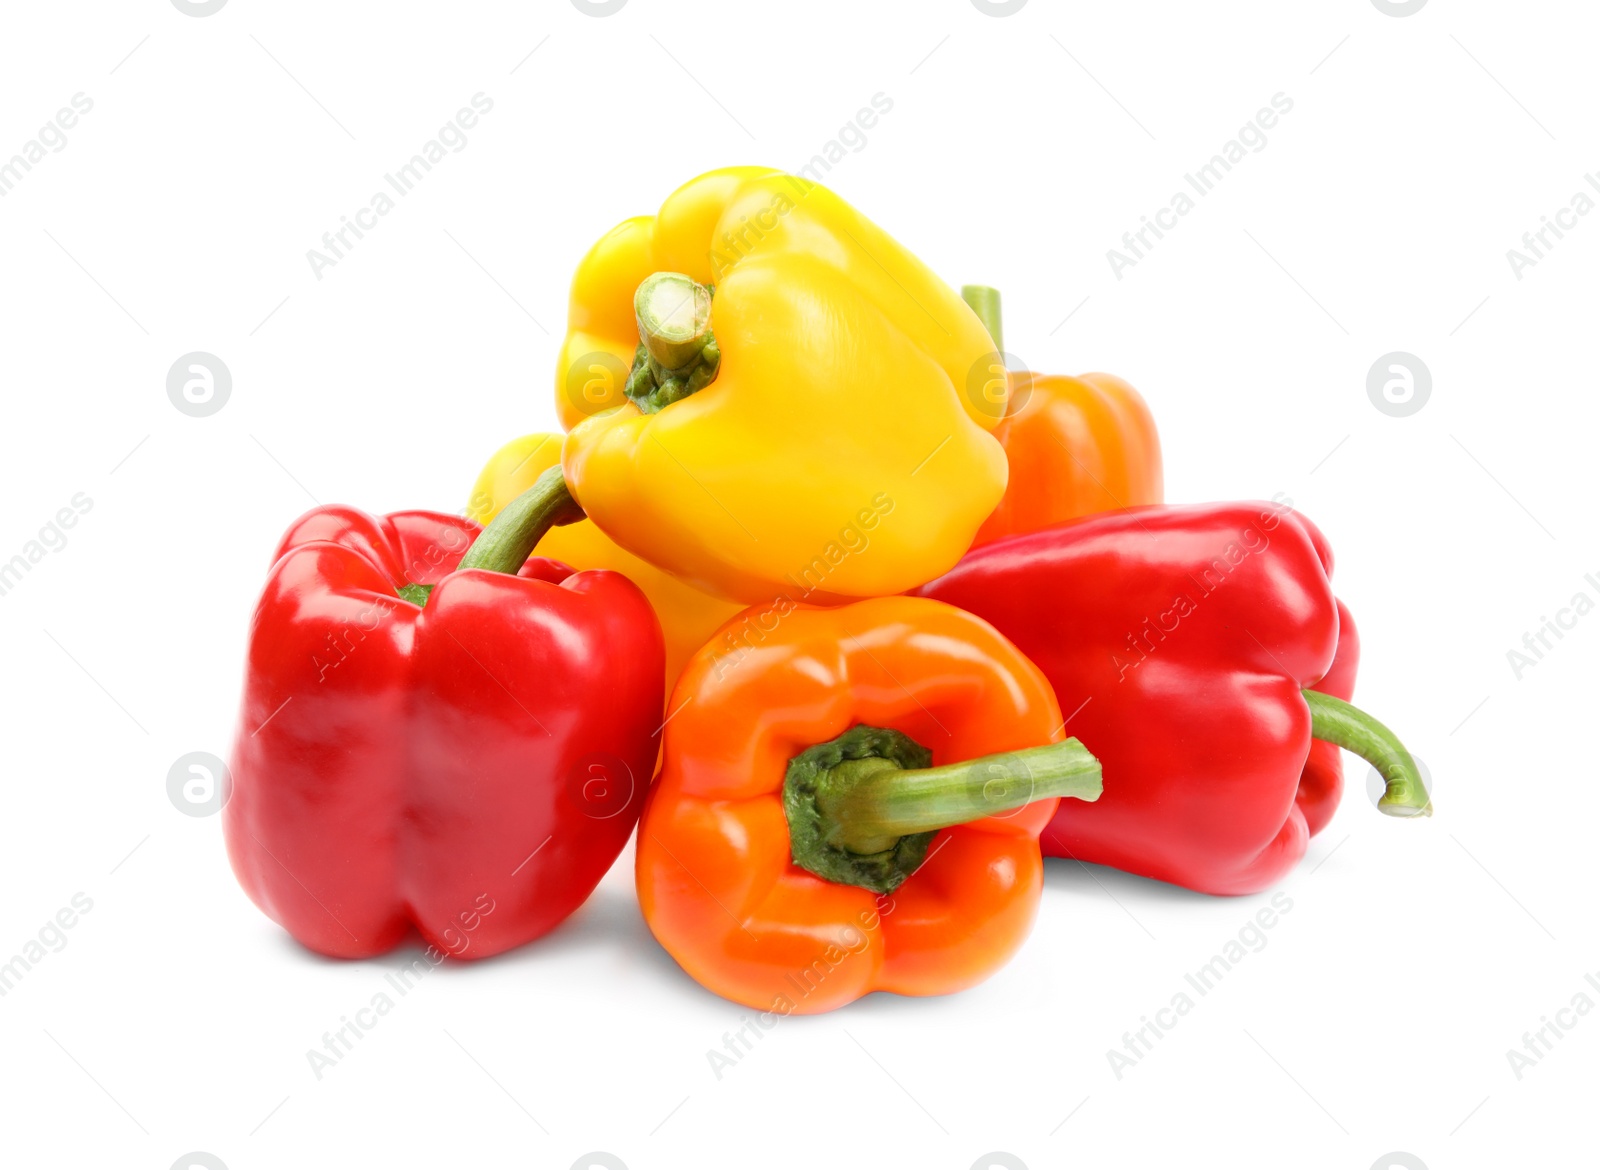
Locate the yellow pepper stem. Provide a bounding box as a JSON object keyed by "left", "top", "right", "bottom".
{"left": 625, "top": 272, "right": 722, "bottom": 413}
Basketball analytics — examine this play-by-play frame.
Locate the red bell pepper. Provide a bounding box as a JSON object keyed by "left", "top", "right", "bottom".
{"left": 224, "top": 468, "right": 664, "bottom": 958}
{"left": 916, "top": 500, "right": 1429, "bottom": 895}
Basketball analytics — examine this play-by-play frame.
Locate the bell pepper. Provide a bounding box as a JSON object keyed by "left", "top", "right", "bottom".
{"left": 468, "top": 432, "right": 741, "bottom": 696}
{"left": 225, "top": 469, "right": 664, "bottom": 958}
{"left": 556, "top": 166, "right": 1008, "bottom": 604}
{"left": 635, "top": 596, "right": 1104, "bottom": 1014}
{"left": 915, "top": 501, "right": 1429, "bottom": 896}
{"left": 959, "top": 285, "right": 1163, "bottom": 547}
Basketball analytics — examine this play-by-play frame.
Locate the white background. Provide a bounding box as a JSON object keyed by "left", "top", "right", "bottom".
{"left": 0, "top": 1, "right": 1592, "bottom": 1167}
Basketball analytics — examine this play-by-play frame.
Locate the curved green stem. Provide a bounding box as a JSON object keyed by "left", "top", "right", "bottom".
{"left": 400, "top": 466, "right": 584, "bottom": 606}
{"left": 625, "top": 272, "right": 721, "bottom": 413}
{"left": 1303, "top": 689, "right": 1432, "bottom": 818}
{"left": 961, "top": 284, "right": 1004, "bottom": 353}
{"left": 457, "top": 465, "right": 585, "bottom": 576}
{"left": 783, "top": 724, "right": 1102, "bottom": 893}
{"left": 822, "top": 740, "right": 1102, "bottom": 846}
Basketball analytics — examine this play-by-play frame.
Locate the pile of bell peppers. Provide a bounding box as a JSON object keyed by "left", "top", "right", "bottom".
{"left": 225, "top": 166, "right": 1430, "bottom": 1013}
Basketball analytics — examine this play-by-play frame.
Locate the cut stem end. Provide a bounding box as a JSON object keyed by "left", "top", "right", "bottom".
{"left": 627, "top": 272, "right": 721, "bottom": 413}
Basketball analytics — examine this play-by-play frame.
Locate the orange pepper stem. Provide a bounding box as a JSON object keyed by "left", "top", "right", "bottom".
{"left": 783, "top": 724, "right": 1103, "bottom": 894}
{"left": 961, "top": 284, "right": 1003, "bottom": 353}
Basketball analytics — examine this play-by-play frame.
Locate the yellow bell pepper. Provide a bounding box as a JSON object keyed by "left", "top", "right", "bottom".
{"left": 468, "top": 434, "right": 741, "bottom": 696}
{"left": 556, "top": 166, "right": 1008, "bottom": 605}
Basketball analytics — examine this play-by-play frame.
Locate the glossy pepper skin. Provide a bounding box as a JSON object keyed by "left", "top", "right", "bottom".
{"left": 636, "top": 597, "right": 1100, "bottom": 1014}
{"left": 557, "top": 166, "right": 1008, "bottom": 604}
{"left": 974, "top": 371, "right": 1162, "bottom": 546}
{"left": 917, "top": 501, "right": 1397, "bottom": 895}
{"left": 224, "top": 504, "right": 664, "bottom": 959}
{"left": 468, "top": 433, "right": 741, "bottom": 697}
{"left": 959, "top": 287, "right": 1162, "bottom": 547}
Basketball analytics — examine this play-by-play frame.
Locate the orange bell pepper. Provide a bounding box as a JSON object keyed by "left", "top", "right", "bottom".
{"left": 635, "top": 596, "right": 1103, "bottom": 1014}
{"left": 961, "top": 286, "right": 1162, "bottom": 547}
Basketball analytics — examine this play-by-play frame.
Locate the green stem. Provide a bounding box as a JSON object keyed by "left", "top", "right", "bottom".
{"left": 458, "top": 465, "right": 585, "bottom": 575}
{"left": 783, "top": 724, "right": 1102, "bottom": 893}
{"left": 1303, "top": 689, "right": 1432, "bottom": 818}
{"left": 961, "top": 284, "right": 1004, "bottom": 353}
{"left": 635, "top": 272, "right": 713, "bottom": 368}
{"left": 822, "top": 741, "right": 1102, "bottom": 846}
{"left": 625, "top": 272, "right": 721, "bottom": 413}
{"left": 400, "top": 466, "right": 583, "bottom": 605}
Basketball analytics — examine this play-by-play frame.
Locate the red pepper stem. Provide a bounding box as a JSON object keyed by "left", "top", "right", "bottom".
{"left": 782, "top": 724, "right": 1101, "bottom": 894}
{"left": 1303, "top": 689, "right": 1432, "bottom": 817}
{"left": 961, "top": 284, "right": 1004, "bottom": 354}
{"left": 456, "top": 465, "right": 585, "bottom": 577}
